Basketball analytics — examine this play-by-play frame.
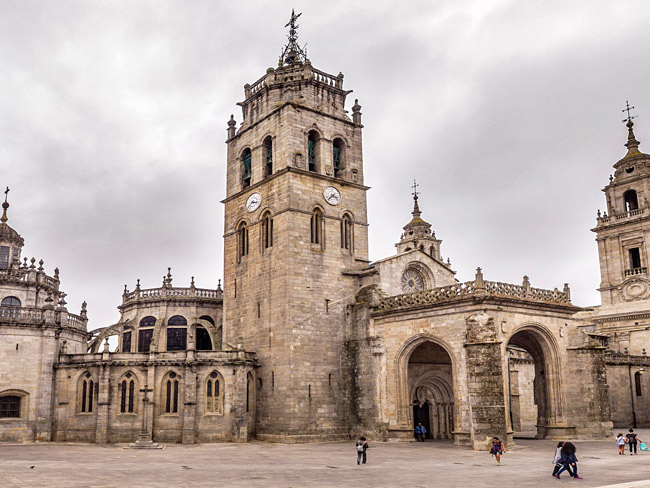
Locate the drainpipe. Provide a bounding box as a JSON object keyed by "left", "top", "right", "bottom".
{"left": 629, "top": 364, "right": 637, "bottom": 429}
{"left": 507, "top": 352, "right": 513, "bottom": 429}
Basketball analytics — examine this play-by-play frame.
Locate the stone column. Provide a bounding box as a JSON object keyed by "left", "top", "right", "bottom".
{"left": 464, "top": 310, "right": 507, "bottom": 450}
{"left": 94, "top": 362, "right": 111, "bottom": 443}
{"left": 181, "top": 366, "right": 197, "bottom": 444}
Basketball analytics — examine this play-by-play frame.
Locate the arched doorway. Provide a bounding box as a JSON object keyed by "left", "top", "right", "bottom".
{"left": 506, "top": 327, "right": 563, "bottom": 439}
{"left": 408, "top": 341, "right": 454, "bottom": 440}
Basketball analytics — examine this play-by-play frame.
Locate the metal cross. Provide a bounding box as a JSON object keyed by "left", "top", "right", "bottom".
{"left": 411, "top": 179, "right": 419, "bottom": 198}
{"left": 3, "top": 187, "right": 8, "bottom": 203}
{"left": 623, "top": 100, "right": 637, "bottom": 124}
{"left": 285, "top": 9, "right": 302, "bottom": 39}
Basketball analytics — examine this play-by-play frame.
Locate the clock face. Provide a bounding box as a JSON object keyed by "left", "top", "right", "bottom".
{"left": 323, "top": 186, "right": 341, "bottom": 206}
{"left": 401, "top": 269, "right": 424, "bottom": 294}
{"left": 246, "top": 193, "right": 262, "bottom": 212}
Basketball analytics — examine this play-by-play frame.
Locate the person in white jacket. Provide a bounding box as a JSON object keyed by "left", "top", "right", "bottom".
{"left": 552, "top": 442, "right": 573, "bottom": 477}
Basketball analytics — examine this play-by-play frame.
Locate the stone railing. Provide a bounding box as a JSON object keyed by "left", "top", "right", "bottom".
{"left": 66, "top": 312, "right": 85, "bottom": 328}
{"left": 0, "top": 306, "right": 44, "bottom": 322}
{"left": 376, "top": 269, "right": 572, "bottom": 313}
{"left": 597, "top": 207, "right": 646, "bottom": 225}
{"left": 0, "top": 267, "right": 59, "bottom": 292}
{"left": 625, "top": 267, "right": 647, "bottom": 277}
{"left": 122, "top": 286, "right": 222, "bottom": 305}
{"left": 310, "top": 67, "right": 343, "bottom": 89}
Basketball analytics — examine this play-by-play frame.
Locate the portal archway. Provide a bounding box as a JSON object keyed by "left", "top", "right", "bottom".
{"left": 407, "top": 341, "right": 454, "bottom": 440}
{"left": 506, "top": 325, "right": 564, "bottom": 439}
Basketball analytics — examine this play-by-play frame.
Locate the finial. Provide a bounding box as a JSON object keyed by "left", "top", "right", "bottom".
{"left": 217, "top": 278, "right": 222, "bottom": 291}
{"left": 38, "top": 259, "right": 44, "bottom": 272}
{"left": 29, "top": 257, "right": 36, "bottom": 269}
{"left": 190, "top": 276, "right": 195, "bottom": 287}
{"left": 135, "top": 278, "right": 140, "bottom": 290}
{"left": 58, "top": 292, "right": 67, "bottom": 307}
{"left": 123, "top": 284, "right": 128, "bottom": 294}
{"left": 227, "top": 114, "right": 236, "bottom": 127}
{"left": 1, "top": 187, "right": 9, "bottom": 224}
{"left": 22, "top": 257, "right": 27, "bottom": 269}
{"left": 352, "top": 99, "right": 362, "bottom": 125}
{"left": 622, "top": 101, "right": 642, "bottom": 157}
{"left": 411, "top": 179, "right": 421, "bottom": 218}
{"left": 54, "top": 267, "right": 59, "bottom": 280}
{"left": 280, "top": 9, "right": 307, "bottom": 66}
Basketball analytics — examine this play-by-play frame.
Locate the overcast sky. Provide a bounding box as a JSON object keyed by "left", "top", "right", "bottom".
{"left": 2, "top": 0, "right": 650, "bottom": 329}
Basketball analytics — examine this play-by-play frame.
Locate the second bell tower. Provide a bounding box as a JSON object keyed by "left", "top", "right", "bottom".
{"left": 222, "top": 12, "right": 370, "bottom": 440}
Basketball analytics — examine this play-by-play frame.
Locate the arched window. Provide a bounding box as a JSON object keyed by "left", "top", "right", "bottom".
{"left": 138, "top": 316, "right": 156, "bottom": 353}
{"left": 199, "top": 315, "right": 215, "bottom": 326}
{"left": 307, "top": 131, "right": 319, "bottom": 172}
{"left": 624, "top": 189, "right": 639, "bottom": 212}
{"left": 206, "top": 371, "right": 223, "bottom": 414}
{"left": 78, "top": 372, "right": 95, "bottom": 413}
{"left": 166, "top": 316, "right": 187, "bottom": 352}
{"left": 246, "top": 373, "right": 253, "bottom": 412}
{"left": 1, "top": 296, "right": 20, "bottom": 307}
{"left": 311, "top": 208, "right": 323, "bottom": 246}
{"left": 241, "top": 148, "right": 252, "bottom": 188}
{"left": 340, "top": 213, "right": 352, "bottom": 251}
{"left": 261, "top": 211, "right": 273, "bottom": 250}
{"left": 164, "top": 372, "right": 180, "bottom": 414}
{"left": 120, "top": 373, "right": 136, "bottom": 414}
{"left": 264, "top": 136, "right": 273, "bottom": 178}
{"left": 196, "top": 326, "right": 212, "bottom": 350}
{"left": 333, "top": 138, "right": 345, "bottom": 178}
{"left": 635, "top": 371, "right": 643, "bottom": 397}
{"left": 168, "top": 315, "right": 187, "bottom": 326}
{"left": 0, "top": 394, "right": 22, "bottom": 418}
{"left": 429, "top": 246, "right": 435, "bottom": 257}
{"left": 122, "top": 330, "right": 132, "bottom": 353}
{"left": 237, "top": 222, "right": 249, "bottom": 261}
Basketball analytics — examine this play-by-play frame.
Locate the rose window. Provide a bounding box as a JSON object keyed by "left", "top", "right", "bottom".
{"left": 401, "top": 269, "right": 424, "bottom": 293}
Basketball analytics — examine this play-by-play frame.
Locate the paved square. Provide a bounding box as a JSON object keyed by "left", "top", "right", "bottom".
{"left": 2, "top": 432, "right": 650, "bottom": 488}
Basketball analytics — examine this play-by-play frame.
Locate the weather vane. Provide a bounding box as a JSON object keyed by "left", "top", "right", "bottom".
{"left": 280, "top": 9, "right": 308, "bottom": 66}
{"left": 3, "top": 187, "right": 8, "bottom": 203}
{"left": 411, "top": 179, "right": 419, "bottom": 199}
{"left": 623, "top": 101, "right": 637, "bottom": 124}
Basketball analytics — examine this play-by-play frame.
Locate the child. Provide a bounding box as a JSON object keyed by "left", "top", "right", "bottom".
{"left": 355, "top": 436, "right": 369, "bottom": 465}
{"left": 617, "top": 433, "right": 627, "bottom": 455}
{"left": 555, "top": 442, "right": 583, "bottom": 479}
{"left": 552, "top": 442, "right": 569, "bottom": 477}
{"left": 489, "top": 437, "right": 506, "bottom": 465}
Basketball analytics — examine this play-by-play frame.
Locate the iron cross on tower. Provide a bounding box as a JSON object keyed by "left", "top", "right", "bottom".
{"left": 411, "top": 179, "right": 420, "bottom": 199}
{"left": 623, "top": 101, "right": 637, "bottom": 124}
{"left": 3, "top": 187, "right": 8, "bottom": 203}
{"left": 281, "top": 9, "right": 307, "bottom": 65}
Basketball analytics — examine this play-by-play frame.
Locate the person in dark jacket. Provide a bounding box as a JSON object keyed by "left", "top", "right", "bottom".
{"left": 627, "top": 428, "right": 642, "bottom": 455}
{"left": 355, "top": 436, "right": 369, "bottom": 465}
{"left": 551, "top": 442, "right": 573, "bottom": 477}
{"left": 555, "top": 442, "right": 582, "bottom": 479}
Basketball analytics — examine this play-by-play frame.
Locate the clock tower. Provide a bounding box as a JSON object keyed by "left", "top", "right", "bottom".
{"left": 222, "top": 12, "right": 369, "bottom": 440}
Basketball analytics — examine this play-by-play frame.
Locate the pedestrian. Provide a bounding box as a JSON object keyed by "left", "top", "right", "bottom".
{"left": 355, "top": 436, "right": 369, "bottom": 465}
{"left": 415, "top": 423, "right": 426, "bottom": 442}
{"left": 552, "top": 442, "right": 570, "bottom": 477}
{"left": 489, "top": 436, "right": 506, "bottom": 465}
{"left": 555, "top": 441, "right": 582, "bottom": 479}
{"left": 626, "top": 428, "right": 642, "bottom": 455}
{"left": 616, "top": 433, "right": 626, "bottom": 455}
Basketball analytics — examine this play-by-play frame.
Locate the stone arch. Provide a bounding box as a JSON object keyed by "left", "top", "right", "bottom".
{"left": 394, "top": 334, "right": 459, "bottom": 434}
{"left": 505, "top": 322, "right": 565, "bottom": 438}
{"left": 401, "top": 261, "right": 435, "bottom": 293}
{"left": 88, "top": 322, "right": 131, "bottom": 353}
{"left": 189, "top": 318, "right": 222, "bottom": 351}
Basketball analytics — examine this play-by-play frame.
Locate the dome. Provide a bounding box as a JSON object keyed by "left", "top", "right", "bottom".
{"left": 0, "top": 222, "right": 24, "bottom": 247}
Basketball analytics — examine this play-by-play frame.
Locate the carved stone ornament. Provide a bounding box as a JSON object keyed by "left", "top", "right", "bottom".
{"left": 293, "top": 152, "right": 304, "bottom": 168}
{"left": 621, "top": 278, "right": 650, "bottom": 301}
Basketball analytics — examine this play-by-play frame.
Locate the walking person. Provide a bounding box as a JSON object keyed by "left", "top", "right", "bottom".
{"left": 616, "top": 433, "right": 626, "bottom": 455}
{"left": 355, "top": 436, "right": 369, "bottom": 465}
{"left": 555, "top": 442, "right": 582, "bottom": 479}
{"left": 627, "top": 428, "right": 641, "bottom": 455}
{"left": 415, "top": 423, "right": 426, "bottom": 442}
{"left": 489, "top": 437, "right": 506, "bottom": 465}
{"left": 552, "top": 442, "right": 571, "bottom": 477}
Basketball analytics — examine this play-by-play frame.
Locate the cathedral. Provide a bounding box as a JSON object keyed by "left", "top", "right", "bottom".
{"left": 0, "top": 15, "right": 648, "bottom": 450}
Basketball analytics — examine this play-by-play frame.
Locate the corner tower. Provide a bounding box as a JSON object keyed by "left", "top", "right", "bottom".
{"left": 222, "top": 12, "right": 369, "bottom": 440}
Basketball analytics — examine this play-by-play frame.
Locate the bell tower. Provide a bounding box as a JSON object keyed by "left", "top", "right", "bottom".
{"left": 593, "top": 106, "right": 650, "bottom": 309}
{"left": 222, "top": 11, "right": 369, "bottom": 440}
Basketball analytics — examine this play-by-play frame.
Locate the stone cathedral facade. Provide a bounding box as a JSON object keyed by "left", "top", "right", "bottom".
{"left": 1, "top": 19, "right": 649, "bottom": 449}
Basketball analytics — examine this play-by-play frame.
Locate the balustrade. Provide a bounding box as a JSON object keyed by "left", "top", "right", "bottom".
{"left": 625, "top": 267, "right": 647, "bottom": 277}
{"left": 122, "top": 286, "right": 220, "bottom": 305}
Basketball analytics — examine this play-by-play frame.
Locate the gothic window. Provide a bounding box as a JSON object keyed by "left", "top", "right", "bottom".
{"left": 120, "top": 373, "right": 136, "bottom": 413}
{"left": 166, "top": 327, "right": 187, "bottom": 351}
{"left": 261, "top": 211, "right": 273, "bottom": 250}
{"left": 340, "top": 213, "right": 352, "bottom": 251}
{"left": 0, "top": 395, "right": 21, "bottom": 418}
{"left": 629, "top": 248, "right": 642, "bottom": 270}
{"left": 122, "top": 331, "right": 132, "bottom": 353}
{"left": 196, "top": 326, "right": 212, "bottom": 350}
{"left": 242, "top": 148, "right": 252, "bottom": 188}
{"left": 1, "top": 296, "right": 20, "bottom": 307}
{"left": 138, "top": 328, "right": 153, "bottom": 353}
{"left": 0, "top": 246, "right": 9, "bottom": 270}
{"left": 333, "top": 138, "right": 345, "bottom": 178}
{"left": 636, "top": 372, "right": 643, "bottom": 397}
{"left": 78, "top": 372, "right": 95, "bottom": 413}
{"left": 307, "top": 131, "right": 319, "bottom": 172}
{"left": 310, "top": 208, "right": 323, "bottom": 246}
{"left": 164, "top": 372, "right": 180, "bottom": 414}
{"left": 264, "top": 136, "right": 273, "bottom": 178}
{"left": 237, "top": 222, "right": 249, "bottom": 261}
{"left": 206, "top": 371, "right": 223, "bottom": 414}
{"left": 624, "top": 189, "right": 639, "bottom": 212}
{"left": 401, "top": 268, "right": 425, "bottom": 294}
